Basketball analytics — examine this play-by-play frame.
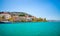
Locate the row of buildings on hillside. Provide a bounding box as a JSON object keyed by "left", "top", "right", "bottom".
{"left": 0, "top": 12, "right": 47, "bottom": 22}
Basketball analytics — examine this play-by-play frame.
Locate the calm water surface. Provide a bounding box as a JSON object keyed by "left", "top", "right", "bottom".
{"left": 0, "top": 22, "right": 60, "bottom": 36}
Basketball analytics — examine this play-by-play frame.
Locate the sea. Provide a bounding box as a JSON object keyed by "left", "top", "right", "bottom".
{"left": 0, "top": 22, "right": 60, "bottom": 36}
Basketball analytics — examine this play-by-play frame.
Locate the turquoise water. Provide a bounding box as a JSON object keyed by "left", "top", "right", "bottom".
{"left": 0, "top": 22, "right": 60, "bottom": 36}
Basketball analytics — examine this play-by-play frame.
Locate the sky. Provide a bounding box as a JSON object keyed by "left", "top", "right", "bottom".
{"left": 0, "top": 0, "right": 60, "bottom": 20}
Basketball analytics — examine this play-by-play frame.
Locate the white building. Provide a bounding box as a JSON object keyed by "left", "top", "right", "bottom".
{"left": 0, "top": 13, "right": 11, "bottom": 19}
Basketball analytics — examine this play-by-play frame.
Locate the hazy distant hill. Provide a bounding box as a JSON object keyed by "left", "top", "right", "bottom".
{"left": 48, "top": 20, "right": 60, "bottom": 22}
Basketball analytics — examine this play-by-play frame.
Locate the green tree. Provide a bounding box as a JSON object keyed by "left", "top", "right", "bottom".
{"left": 37, "top": 17, "right": 43, "bottom": 22}
{"left": 2, "top": 16, "right": 5, "bottom": 19}
{"left": 19, "top": 14, "right": 25, "bottom": 16}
